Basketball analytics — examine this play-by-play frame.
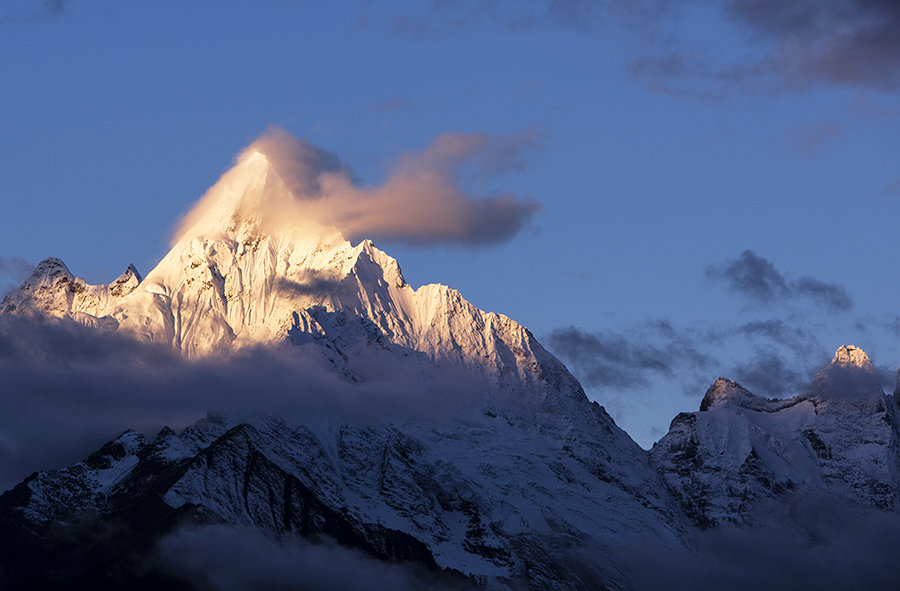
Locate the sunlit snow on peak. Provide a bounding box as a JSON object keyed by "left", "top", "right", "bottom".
{"left": 172, "top": 127, "right": 540, "bottom": 248}
{"left": 832, "top": 345, "right": 872, "bottom": 369}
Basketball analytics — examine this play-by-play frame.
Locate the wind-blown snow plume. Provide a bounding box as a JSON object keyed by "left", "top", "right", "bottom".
{"left": 174, "top": 128, "right": 541, "bottom": 246}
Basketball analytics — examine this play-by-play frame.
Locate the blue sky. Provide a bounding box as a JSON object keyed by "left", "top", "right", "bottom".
{"left": 1, "top": 0, "right": 899, "bottom": 446}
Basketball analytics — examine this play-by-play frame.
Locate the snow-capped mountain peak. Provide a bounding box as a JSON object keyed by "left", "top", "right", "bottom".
{"left": 30, "top": 257, "right": 70, "bottom": 280}
{"left": 699, "top": 377, "right": 754, "bottom": 411}
{"left": 832, "top": 344, "right": 873, "bottom": 369}
{"left": 0, "top": 133, "right": 585, "bottom": 403}
{"left": 807, "top": 345, "right": 882, "bottom": 399}
{"left": 172, "top": 146, "right": 336, "bottom": 248}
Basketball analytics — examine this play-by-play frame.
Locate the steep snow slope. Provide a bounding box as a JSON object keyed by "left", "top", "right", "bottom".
{"left": 651, "top": 346, "right": 900, "bottom": 526}
{"left": 1, "top": 412, "right": 686, "bottom": 589}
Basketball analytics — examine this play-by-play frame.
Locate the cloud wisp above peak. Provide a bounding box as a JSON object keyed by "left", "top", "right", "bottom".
{"left": 381, "top": 0, "right": 606, "bottom": 38}
{"left": 706, "top": 250, "right": 853, "bottom": 312}
{"left": 546, "top": 321, "right": 711, "bottom": 390}
{"left": 793, "top": 122, "right": 845, "bottom": 154}
{"left": 2, "top": 0, "right": 67, "bottom": 22}
{"left": 376, "top": 1, "right": 900, "bottom": 94}
{"left": 726, "top": 0, "right": 900, "bottom": 90}
{"left": 173, "top": 127, "right": 542, "bottom": 247}
{"left": 631, "top": 1, "right": 900, "bottom": 95}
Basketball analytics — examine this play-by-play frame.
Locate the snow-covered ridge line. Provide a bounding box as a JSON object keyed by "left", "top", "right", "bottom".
{"left": 653, "top": 344, "right": 900, "bottom": 528}
{"left": 700, "top": 345, "right": 886, "bottom": 414}
{"left": 1, "top": 256, "right": 140, "bottom": 329}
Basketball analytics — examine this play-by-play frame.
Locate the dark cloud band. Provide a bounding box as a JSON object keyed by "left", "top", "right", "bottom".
{"left": 380, "top": 0, "right": 900, "bottom": 92}
{"left": 707, "top": 250, "right": 853, "bottom": 312}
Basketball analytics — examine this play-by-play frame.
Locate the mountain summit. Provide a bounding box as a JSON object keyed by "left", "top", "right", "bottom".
{"left": 832, "top": 344, "right": 872, "bottom": 369}
{"left": 807, "top": 345, "right": 883, "bottom": 399}
{"left": 2, "top": 134, "right": 539, "bottom": 379}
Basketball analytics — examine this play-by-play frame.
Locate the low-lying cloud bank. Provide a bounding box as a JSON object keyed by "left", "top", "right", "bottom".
{"left": 620, "top": 496, "right": 900, "bottom": 591}
{"left": 159, "top": 501, "right": 900, "bottom": 591}
{"left": 158, "top": 525, "right": 470, "bottom": 591}
{"left": 0, "top": 316, "right": 485, "bottom": 491}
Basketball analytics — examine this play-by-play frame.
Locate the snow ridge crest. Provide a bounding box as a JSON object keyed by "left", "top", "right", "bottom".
{"left": 700, "top": 377, "right": 755, "bottom": 411}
